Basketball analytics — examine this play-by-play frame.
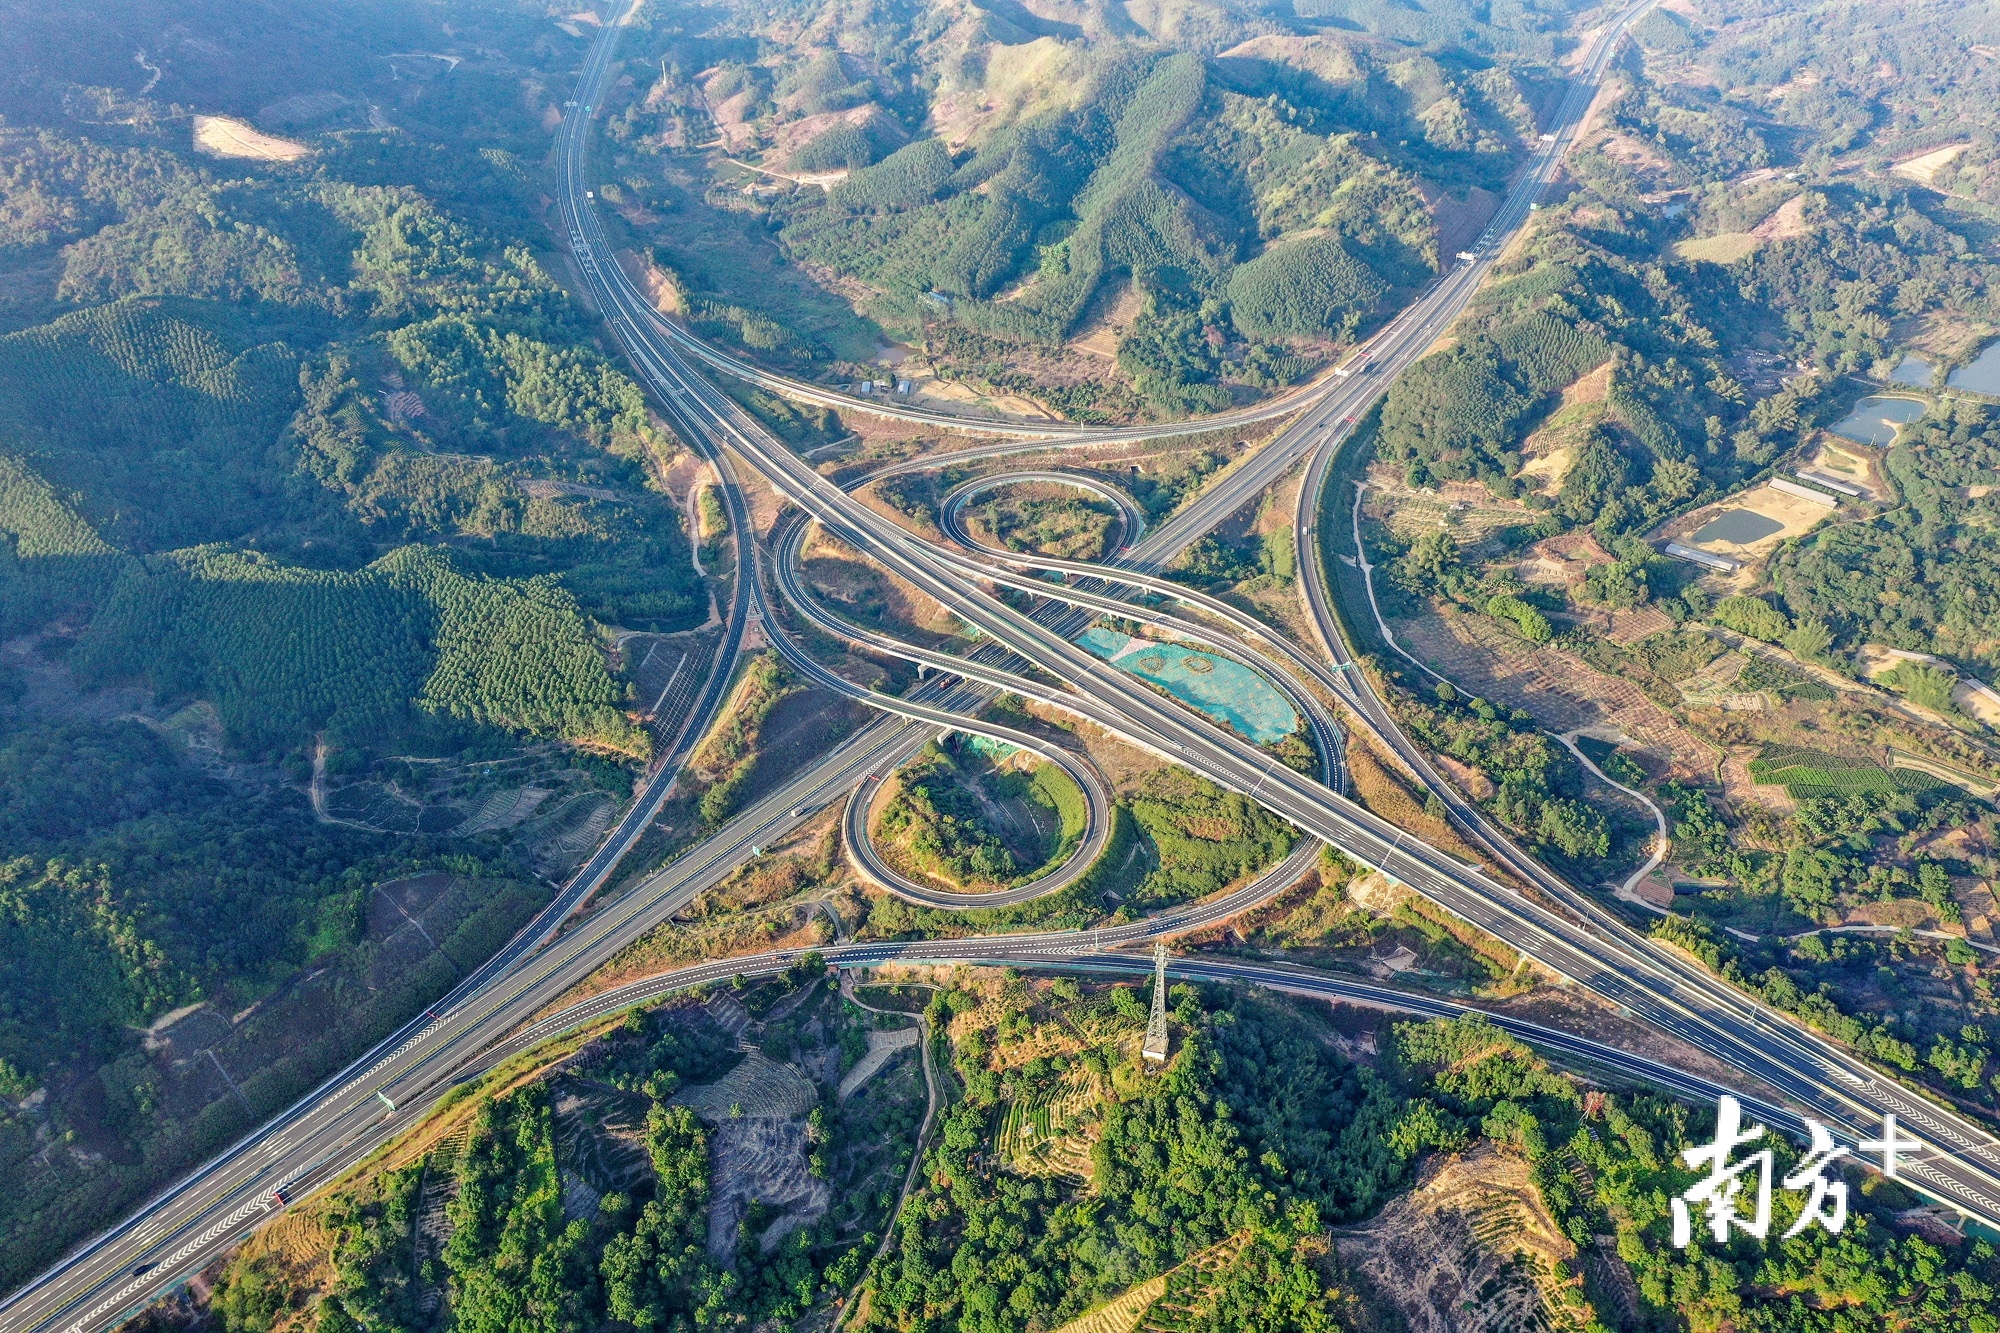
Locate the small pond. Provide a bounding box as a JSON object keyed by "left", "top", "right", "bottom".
{"left": 1690, "top": 509, "right": 1785, "bottom": 546}
{"left": 1948, "top": 342, "right": 2000, "bottom": 396}
{"left": 1828, "top": 395, "right": 1928, "bottom": 448}
{"left": 1075, "top": 627, "right": 1297, "bottom": 744}
{"left": 1890, "top": 353, "right": 1935, "bottom": 388}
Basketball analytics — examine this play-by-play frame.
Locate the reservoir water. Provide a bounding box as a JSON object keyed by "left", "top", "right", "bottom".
{"left": 1890, "top": 353, "right": 1935, "bottom": 388}
{"left": 1948, "top": 342, "right": 2000, "bottom": 396}
{"left": 1828, "top": 396, "right": 1928, "bottom": 447}
{"left": 1690, "top": 509, "right": 1784, "bottom": 546}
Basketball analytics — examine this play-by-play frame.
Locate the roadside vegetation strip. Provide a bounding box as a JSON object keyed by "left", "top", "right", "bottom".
{"left": 1553, "top": 733, "right": 1669, "bottom": 907}
{"left": 493, "top": 946, "right": 1799, "bottom": 1154}
{"left": 654, "top": 315, "right": 1336, "bottom": 443}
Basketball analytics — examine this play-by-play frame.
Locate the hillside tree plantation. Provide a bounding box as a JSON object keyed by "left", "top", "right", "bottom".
{"left": 582, "top": 0, "right": 1581, "bottom": 418}
{"left": 0, "top": 0, "right": 712, "bottom": 1286}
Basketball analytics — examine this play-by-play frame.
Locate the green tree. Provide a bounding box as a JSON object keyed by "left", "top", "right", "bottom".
{"left": 1557, "top": 433, "right": 1630, "bottom": 526}
{"left": 1712, "top": 594, "right": 1791, "bottom": 642}
{"left": 1534, "top": 798, "right": 1609, "bottom": 859}
{"left": 1485, "top": 593, "right": 1553, "bottom": 643}
{"left": 599, "top": 1105, "right": 738, "bottom": 1331}
{"left": 1397, "top": 529, "right": 1461, "bottom": 595}
{"left": 1783, "top": 616, "right": 1834, "bottom": 662}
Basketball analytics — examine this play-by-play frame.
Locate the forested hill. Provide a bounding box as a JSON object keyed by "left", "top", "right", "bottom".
{"left": 0, "top": 0, "right": 713, "bottom": 1288}
{"left": 584, "top": 0, "right": 1584, "bottom": 419}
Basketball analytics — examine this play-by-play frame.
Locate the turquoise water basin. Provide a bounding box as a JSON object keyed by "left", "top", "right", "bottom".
{"left": 1075, "top": 627, "right": 1298, "bottom": 745}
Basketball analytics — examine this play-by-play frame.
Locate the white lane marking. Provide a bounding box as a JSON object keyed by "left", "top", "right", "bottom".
{"left": 65, "top": 1193, "right": 271, "bottom": 1333}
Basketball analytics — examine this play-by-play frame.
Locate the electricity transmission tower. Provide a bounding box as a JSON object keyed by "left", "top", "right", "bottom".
{"left": 1143, "top": 943, "right": 1170, "bottom": 1062}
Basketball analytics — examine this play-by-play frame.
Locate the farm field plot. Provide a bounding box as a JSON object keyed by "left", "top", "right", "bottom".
{"left": 1393, "top": 611, "right": 1715, "bottom": 778}
{"left": 1048, "top": 1231, "right": 1254, "bottom": 1333}
{"left": 1369, "top": 478, "right": 1538, "bottom": 553}
{"left": 1746, "top": 745, "right": 1942, "bottom": 799}
{"left": 998, "top": 1061, "right": 1102, "bottom": 1178}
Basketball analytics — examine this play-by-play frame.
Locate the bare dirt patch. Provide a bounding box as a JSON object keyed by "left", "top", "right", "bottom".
{"left": 1367, "top": 466, "right": 1536, "bottom": 549}
{"left": 192, "top": 115, "right": 309, "bottom": 161}
{"left": 771, "top": 105, "right": 896, "bottom": 164}
{"left": 1893, "top": 143, "right": 1971, "bottom": 187}
{"left": 1516, "top": 530, "right": 1610, "bottom": 589}
{"left": 803, "top": 528, "right": 970, "bottom": 644}
{"left": 1426, "top": 184, "right": 1502, "bottom": 263}
{"left": 1898, "top": 310, "right": 2000, "bottom": 368}
{"left": 1677, "top": 193, "right": 1809, "bottom": 263}
{"left": 1847, "top": 899, "right": 1943, "bottom": 931}
{"left": 1217, "top": 33, "right": 1365, "bottom": 84}
{"left": 928, "top": 37, "right": 1092, "bottom": 147}
{"left": 1345, "top": 734, "right": 1495, "bottom": 871}
{"left": 1804, "top": 439, "right": 1882, "bottom": 498}
{"left": 1489, "top": 983, "right": 1775, "bottom": 1097}
{"left": 1335, "top": 1144, "right": 1597, "bottom": 1333}
{"left": 1752, "top": 192, "right": 1808, "bottom": 241}
{"left": 1602, "top": 131, "right": 1674, "bottom": 174}
{"left": 1069, "top": 276, "right": 1142, "bottom": 360}
{"left": 1565, "top": 359, "right": 1613, "bottom": 405}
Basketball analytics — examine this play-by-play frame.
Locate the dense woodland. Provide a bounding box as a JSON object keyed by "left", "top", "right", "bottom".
{"left": 0, "top": 0, "right": 717, "bottom": 1287}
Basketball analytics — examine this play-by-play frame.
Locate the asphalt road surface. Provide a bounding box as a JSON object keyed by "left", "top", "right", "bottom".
{"left": 14, "top": 2, "right": 2000, "bottom": 1329}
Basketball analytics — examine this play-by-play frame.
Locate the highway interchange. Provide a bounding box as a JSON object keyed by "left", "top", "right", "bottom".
{"left": 9, "top": 1, "right": 2000, "bottom": 1329}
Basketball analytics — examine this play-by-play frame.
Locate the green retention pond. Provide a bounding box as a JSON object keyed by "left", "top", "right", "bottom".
{"left": 1690, "top": 509, "right": 1785, "bottom": 545}
{"left": 1075, "top": 627, "right": 1297, "bottom": 744}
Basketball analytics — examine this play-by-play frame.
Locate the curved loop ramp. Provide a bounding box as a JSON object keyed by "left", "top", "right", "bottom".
{"left": 938, "top": 469, "right": 1149, "bottom": 555}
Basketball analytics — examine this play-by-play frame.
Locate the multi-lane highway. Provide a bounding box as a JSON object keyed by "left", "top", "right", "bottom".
{"left": 546, "top": 0, "right": 2000, "bottom": 1240}
{"left": 495, "top": 943, "right": 1805, "bottom": 1140}
{"left": 12, "top": 2, "right": 2000, "bottom": 1329}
